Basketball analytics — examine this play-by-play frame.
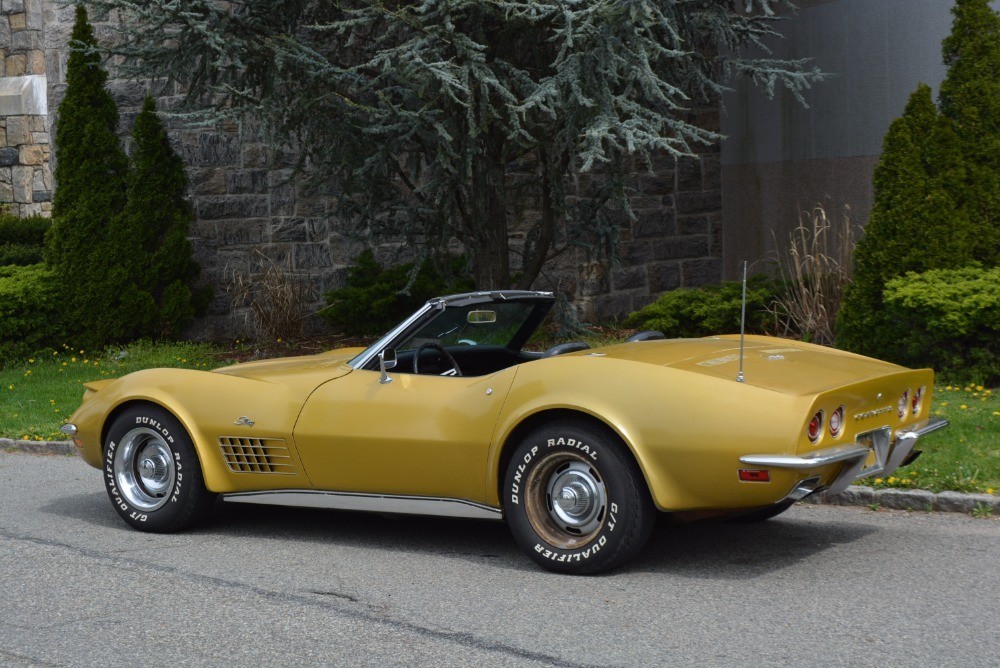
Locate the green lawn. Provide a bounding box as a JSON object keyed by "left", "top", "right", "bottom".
{"left": 867, "top": 384, "right": 999, "bottom": 494}
{"left": 0, "top": 340, "right": 218, "bottom": 442}
{"left": 1, "top": 340, "right": 996, "bottom": 495}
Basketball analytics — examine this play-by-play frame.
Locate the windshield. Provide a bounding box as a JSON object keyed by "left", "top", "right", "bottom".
{"left": 398, "top": 301, "right": 538, "bottom": 351}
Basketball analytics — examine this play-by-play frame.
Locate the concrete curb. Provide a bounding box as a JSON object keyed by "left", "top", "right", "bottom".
{"left": 2, "top": 439, "right": 997, "bottom": 514}
{"left": 801, "top": 486, "right": 999, "bottom": 514}
{"left": 1, "top": 438, "right": 77, "bottom": 456}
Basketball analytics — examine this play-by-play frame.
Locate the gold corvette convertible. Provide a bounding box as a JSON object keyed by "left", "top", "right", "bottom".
{"left": 64, "top": 290, "right": 947, "bottom": 574}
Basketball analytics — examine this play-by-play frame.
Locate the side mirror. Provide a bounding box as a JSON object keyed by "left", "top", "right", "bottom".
{"left": 379, "top": 348, "right": 397, "bottom": 384}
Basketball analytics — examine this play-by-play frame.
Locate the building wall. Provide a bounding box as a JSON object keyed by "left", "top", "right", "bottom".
{"left": 719, "top": 0, "right": 979, "bottom": 279}
{"left": 0, "top": 0, "right": 51, "bottom": 217}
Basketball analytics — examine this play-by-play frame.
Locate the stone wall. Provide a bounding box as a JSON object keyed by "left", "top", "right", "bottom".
{"left": 12, "top": 2, "right": 724, "bottom": 336}
{"left": 0, "top": 0, "right": 51, "bottom": 217}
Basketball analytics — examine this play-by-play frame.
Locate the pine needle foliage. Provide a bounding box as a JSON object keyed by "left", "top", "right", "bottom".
{"left": 838, "top": 0, "right": 1000, "bottom": 359}
{"left": 125, "top": 96, "right": 210, "bottom": 337}
{"left": 89, "top": 0, "right": 823, "bottom": 289}
{"left": 44, "top": 9, "right": 206, "bottom": 348}
{"left": 44, "top": 5, "right": 137, "bottom": 348}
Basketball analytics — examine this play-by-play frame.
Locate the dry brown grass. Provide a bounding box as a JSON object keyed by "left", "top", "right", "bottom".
{"left": 770, "top": 205, "right": 857, "bottom": 346}
{"left": 225, "top": 248, "right": 316, "bottom": 341}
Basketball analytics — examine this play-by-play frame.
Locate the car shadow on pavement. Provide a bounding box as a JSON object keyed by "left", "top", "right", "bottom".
{"left": 632, "top": 514, "right": 877, "bottom": 578}
{"left": 45, "top": 492, "right": 876, "bottom": 576}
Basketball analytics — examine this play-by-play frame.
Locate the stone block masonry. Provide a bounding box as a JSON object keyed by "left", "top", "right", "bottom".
{"left": 0, "top": 0, "right": 50, "bottom": 217}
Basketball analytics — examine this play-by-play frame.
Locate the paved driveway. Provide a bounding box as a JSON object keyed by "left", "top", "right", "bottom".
{"left": 1, "top": 452, "right": 997, "bottom": 667}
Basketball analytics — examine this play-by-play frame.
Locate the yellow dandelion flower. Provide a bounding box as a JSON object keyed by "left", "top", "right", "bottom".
{"left": 909, "top": 470, "right": 917, "bottom": 476}
{"left": 28, "top": 358, "right": 34, "bottom": 364}
{"left": 944, "top": 385, "right": 953, "bottom": 391}
{"left": 7, "top": 384, "right": 13, "bottom": 390}
{"left": 874, "top": 478, "right": 884, "bottom": 484}
{"left": 976, "top": 385, "right": 984, "bottom": 391}
{"left": 940, "top": 402, "right": 948, "bottom": 406}
{"left": 71, "top": 357, "right": 76, "bottom": 363}
{"left": 22, "top": 435, "right": 29, "bottom": 440}
{"left": 887, "top": 476, "right": 897, "bottom": 484}
{"left": 987, "top": 488, "right": 995, "bottom": 495}
{"left": 24, "top": 370, "right": 31, "bottom": 376}
{"left": 960, "top": 404, "right": 968, "bottom": 410}
{"left": 79, "top": 350, "right": 84, "bottom": 355}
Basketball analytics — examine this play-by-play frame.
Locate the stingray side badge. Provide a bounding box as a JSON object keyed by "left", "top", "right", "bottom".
{"left": 234, "top": 416, "right": 255, "bottom": 427}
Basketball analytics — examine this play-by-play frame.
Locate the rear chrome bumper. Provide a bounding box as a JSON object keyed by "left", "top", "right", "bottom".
{"left": 741, "top": 416, "right": 949, "bottom": 496}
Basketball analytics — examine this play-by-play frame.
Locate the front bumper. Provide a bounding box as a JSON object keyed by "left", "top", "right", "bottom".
{"left": 740, "top": 416, "right": 949, "bottom": 496}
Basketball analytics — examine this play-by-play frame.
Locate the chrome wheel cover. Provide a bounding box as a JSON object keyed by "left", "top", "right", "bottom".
{"left": 524, "top": 452, "right": 607, "bottom": 550}
{"left": 113, "top": 427, "right": 176, "bottom": 511}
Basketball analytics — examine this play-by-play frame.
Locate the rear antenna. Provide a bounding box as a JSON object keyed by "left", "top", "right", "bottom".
{"left": 737, "top": 260, "right": 747, "bottom": 383}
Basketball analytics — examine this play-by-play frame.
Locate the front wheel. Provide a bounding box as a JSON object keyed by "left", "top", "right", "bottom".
{"left": 103, "top": 404, "right": 216, "bottom": 532}
{"left": 503, "top": 420, "right": 654, "bottom": 574}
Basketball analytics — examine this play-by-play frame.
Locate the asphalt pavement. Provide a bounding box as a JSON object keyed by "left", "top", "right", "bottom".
{"left": 1, "top": 451, "right": 998, "bottom": 667}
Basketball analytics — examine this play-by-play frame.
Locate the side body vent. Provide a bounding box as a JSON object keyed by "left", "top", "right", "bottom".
{"left": 218, "top": 437, "right": 295, "bottom": 474}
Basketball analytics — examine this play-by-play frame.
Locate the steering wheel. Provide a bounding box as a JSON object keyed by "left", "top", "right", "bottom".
{"left": 413, "top": 342, "right": 463, "bottom": 377}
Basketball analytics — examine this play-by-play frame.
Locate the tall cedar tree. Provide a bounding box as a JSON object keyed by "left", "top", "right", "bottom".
{"left": 125, "top": 96, "right": 206, "bottom": 337}
{"left": 838, "top": 0, "right": 1000, "bottom": 358}
{"left": 939, "top": 0, "right": 1000, "bottom": 259}
{"left": 44, "top": 6, "right": 148, "bottom": 348}
{"left": 85, "top": 0, "right": 823, "bottom": 289}
{"left": 836, "top": 86, "right": 969, "bottom": 357}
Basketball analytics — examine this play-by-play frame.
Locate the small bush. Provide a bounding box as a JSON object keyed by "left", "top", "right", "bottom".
{"left": 0, "top": 214, "right": 51, "bottom": 267}
{"left": 882, "top": 265, "right": 999, "bottom": 384}
{"left": 0, "top": 264, "right": 64, "bottom": 365}
{"left": 319, "top": 250, "right": 473, "bottom": 336}
{"left": 0, "top": 214, "right": 50, "bottom": 246}
{"left": 623, "top": 276, "right": 782, "bottom": 338}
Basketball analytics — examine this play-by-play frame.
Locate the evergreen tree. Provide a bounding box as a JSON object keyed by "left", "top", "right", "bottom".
{"left": 86, "top": 0, "right": 823, "bottom": 289}
{"left": 939, "top": 0, "right": 1000, "bottom": 260}
{"left": 44, "top": 6, "right": 152, "bottom": 348}
{"left": 124, "top": 96, "right": 206, "bottom": 337}
{"left": 839, "top": 0, "right": 1000, "bottom": 358}
{"left": 837, "top": 86, "right": 970, "bottom": 357}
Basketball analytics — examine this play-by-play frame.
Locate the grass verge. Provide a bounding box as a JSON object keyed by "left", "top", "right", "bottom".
{"left": 867, "top": 384, "right": 999, "bottom": 494}
{"left": 1, "top": 340, "right": 219, "bottom": 441}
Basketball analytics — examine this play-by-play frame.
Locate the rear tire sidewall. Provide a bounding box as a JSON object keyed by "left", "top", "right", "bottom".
{"left": 104, "top": 404, "right": 214, "bottom": 533}
{"left": 503, "top": 421, "right": 654, "bottom": 574}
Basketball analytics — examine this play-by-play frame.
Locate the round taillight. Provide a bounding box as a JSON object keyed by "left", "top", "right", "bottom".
{"left": 898, "top": 390, "right": 909, "bottom": 420}
{"left": 808, "top": 410, "right": 824, "bottom": 443}
{"left": 912, "top": 386, "right": 924, "bottom": 415}
{"left": 829, "top": 406, "right": 844, "bottom": 438}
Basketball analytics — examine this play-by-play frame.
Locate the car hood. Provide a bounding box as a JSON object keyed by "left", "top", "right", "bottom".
{"left": 586, "top": 336, "right": 908, "bottom": 395}
{"left": 212, "top": 348, "right": 365, "bottom": 386}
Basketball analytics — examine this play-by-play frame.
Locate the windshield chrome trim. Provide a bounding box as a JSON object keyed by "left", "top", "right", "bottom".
{"left": 348, "top": 301, "right": 438, "bottom": 369}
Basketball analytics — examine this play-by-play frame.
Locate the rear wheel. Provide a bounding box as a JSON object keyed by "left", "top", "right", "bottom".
{"left": 103, "top": 404, "right": 215, "bottom": 532}
{"left": 503, "top": 420, "right": 654, "bottom": 574}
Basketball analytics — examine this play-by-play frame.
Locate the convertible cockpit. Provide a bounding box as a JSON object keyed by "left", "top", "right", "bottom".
{"left": 350, "top": 290, "right": 560, "bottom": 378}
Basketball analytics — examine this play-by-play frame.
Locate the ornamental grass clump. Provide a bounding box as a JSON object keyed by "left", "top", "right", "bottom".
{"left": 770, "top": 205, "right": 855, "bottom": 346}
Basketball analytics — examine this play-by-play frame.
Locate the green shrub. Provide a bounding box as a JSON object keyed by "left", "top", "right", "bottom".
{"left": 0, "top": 214, "right": 51, "bottom": 267}
{"left": 882, "top": 265, "right": 999, "bottom": 384}
{"left": 320, "top": 250, "right": 473, "bottom": 336}
{"left": 623, "top": 276, "right": 782, "bottom": 338}
{"left": 0, "top": 214, "right": 50, "bottom": 246}
{"left": 0, "top": 243, "right": 43, "bottom": 267}
{"left": 0, "top": 264, "right": 64, "bottom": 365}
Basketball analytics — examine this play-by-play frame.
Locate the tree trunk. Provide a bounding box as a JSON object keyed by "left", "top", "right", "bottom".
{"left": 471, "top": 141, "right": 511, "bottom": 289}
